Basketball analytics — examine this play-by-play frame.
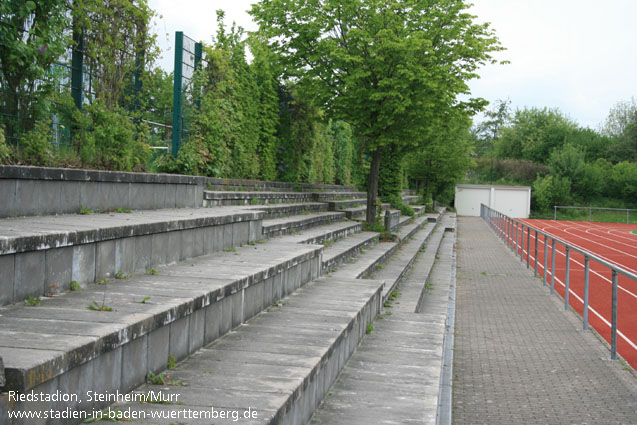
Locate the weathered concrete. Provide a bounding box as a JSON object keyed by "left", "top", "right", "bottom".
{"left": 0, "top": 239, "right": 321, "bottom": 393}
{"left": 453, "top": 217, "right": 637, "bottom": 425}
{"left": 0, "top": 207, "right": 264, "bottom": 304}
{"left": 262, "top": 211, "right": 346, "bottom": 237}
{"left": 310, "top": 215, "right": 455, "bottom": 425}
{"left": 112, "top": 276, "right": 384, "bottom": 425}
{"left": 322, "top": 231, "right": 379, "bottom": 272}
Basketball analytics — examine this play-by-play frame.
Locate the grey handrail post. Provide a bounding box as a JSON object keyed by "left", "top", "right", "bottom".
{"left": 554, "top": 206, "right": 557, "bottom": 220}
{"left": 543, "top": 234, "right": 548, "bottom": 286}
{"left": 611, "top": 270, "right": 618, "bottom": 360}
{"left": 526, "top": 227, "right": 531, "bottom": 269}
{"left": 515, "top": 222, "right": 519, "bottom": 257}
{"left": 564, "top": 246, "right": 570, "bottom": 310}
{"left": 550, "top": 238, "right": 556, "bottom": 295}
{"left": 520, "top": 224, "right": 524, "bottom": 263}
{"left": 534, "top": 229, "right": 538, "bottom": 276}
{"left": 583, "top": 256, "right": 590, "bottom": 331}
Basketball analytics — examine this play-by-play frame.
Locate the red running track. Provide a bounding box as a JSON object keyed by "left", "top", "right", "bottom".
{"left": 493, "top": 218, "right": 637, "bottom": 370}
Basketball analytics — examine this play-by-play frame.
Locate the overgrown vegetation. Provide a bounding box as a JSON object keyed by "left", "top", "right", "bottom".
{"left": 2, "top": 1, "right": 508, "bottom": 224}
{"left": 468, "top": 99, "right": 637, "bottom": 216}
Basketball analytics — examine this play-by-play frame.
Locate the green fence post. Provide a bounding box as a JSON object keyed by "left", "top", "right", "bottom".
{"left": 71, "top": 25, "right": 84, "bottom": 109}
{"left": 171, "top": 31, "right": 184, "bottom": 157}
{"left": 194, "top": 42, "right": 203, "bottom": 110}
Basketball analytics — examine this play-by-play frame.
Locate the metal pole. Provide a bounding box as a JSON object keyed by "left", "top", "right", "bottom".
{"left": 171, "top": 31, "right": 184, "bottom": 156}
{"left": 550, "top": 239, "right": 556, "bottom": 295}
{"left": 564, "top": 246, "right": 570, "bottom": 310}
{"left": 520, "top": 224, "right": 524, "bottom": 263}
{"left": 583, "top": 256, "right": 590, "bottom": 330}
{"left": 543, "top": 234, "right": 548, "bottom": 286}
{"left": 554, "top": 206, "right": 557, "bottom": 220}
{"left": 534, "top": 229, "right": 538, "bottom": 276}
{"left": 526, "top": 227, "right": 531, "bottom": 269}
{"left": 611, "top": 270, "right": 618, "bottom": 360}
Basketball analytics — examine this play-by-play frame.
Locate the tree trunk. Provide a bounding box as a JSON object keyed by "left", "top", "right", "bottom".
{"left": 366, "top": 147, "right": 382, "bottom": 224}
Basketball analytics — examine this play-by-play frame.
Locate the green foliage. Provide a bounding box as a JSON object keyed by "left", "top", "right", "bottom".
{"left": 610, "top": 161, "right": 637, "bottom": 199}
{"left": 407, "top": 111, "right": 475, "bottom": 203}
{"left": 251, "top": 0, "right": 503, "bottom": 223}
{"left": 0, "top": 128, "right": 11, "bottom": 163}
{"left": 19, "top": 119, "right": 53, "bottom": 166}
{"left": 24, "top": 296, "right": 41, "bottom": 306}
{"left": 87, "top": 300, "right": 113, "bottom": 312}
{"left": 331, "top": 121, "right": 354, "bottom": 185}
{"left": 532, "top": 175, "right": 572, "bottom": 211}
{"left": 468, "top": 157, "right": 548, "bottom": 186}
{"left": 76, "top": 100, "right": 151, "bottom": 171}
{"left": 495, "top": 107, "right": 577, "bottom": 163}
{"left": 0, "top": 0, "right": 70, "bottom": 140}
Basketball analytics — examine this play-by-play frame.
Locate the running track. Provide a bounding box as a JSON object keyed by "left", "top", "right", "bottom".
{"left": 495, "top": 218, "right": 637, "bottom": 370}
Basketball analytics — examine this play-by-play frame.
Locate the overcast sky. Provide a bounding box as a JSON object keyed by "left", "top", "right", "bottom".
{"left": 148, "top": 0, "right": 637, "bottom": 130}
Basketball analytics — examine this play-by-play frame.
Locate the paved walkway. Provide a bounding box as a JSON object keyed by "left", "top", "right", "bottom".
{"left": 453, "top": 217, "right": 637, "bottom": 425}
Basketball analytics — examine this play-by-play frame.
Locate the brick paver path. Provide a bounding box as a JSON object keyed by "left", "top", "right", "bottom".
{"left": 453, "top": 217, "right": 637, "bottom": 425}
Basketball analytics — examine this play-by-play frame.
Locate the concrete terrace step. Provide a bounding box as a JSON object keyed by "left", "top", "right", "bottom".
{"left": 309, "top": 215, "right": 456, "bottom": 425}
{"left": 262, "top": 211, "right": 346, "bottom": 238}
{"left": 0, "top": 239, "right": 321, "bottom": 401}
{"left": 322, "top": 231, "right": 380, "bottom": 273}
{"left": 331, "top": 241, "right": 400, "bottom": 280}
{"left": 107, "top": 276, "right": 385, "bottom": 425}
{"left": 342, "top": 203, "right": 390, "bottom": 220}
{"left": 0, "top": 207, "right": 262, "bottom": 306}
{"left": 247, "top": 202, "right": 328, "bottom": 218}
{"left": 272, "top": 221, "right": 362, "bottom": 246}
{"left": 376, "top": 219, "right": 443, "bottom": 303}
{"left": 327, "top": 198, "right": 366, "bottom": 210}
{"left": 203, "top": 191, "right": 313, "bottom": 207}
{"left": 312, "top": 191, "right": 367, "bottom": 202}
{"left": 204, "top": 191, "right": 367, "bottom": 207}
{"left": 402, "top": 195, "right": 420, "bottom": 204}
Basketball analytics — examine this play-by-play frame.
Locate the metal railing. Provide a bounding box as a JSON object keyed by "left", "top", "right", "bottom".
{"left": 480, "top": 204, "right": 637, "bottom": 360}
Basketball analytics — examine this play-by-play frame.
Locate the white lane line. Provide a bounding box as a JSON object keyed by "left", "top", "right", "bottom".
{"left": 526, "top": 221, "right": 637, "bottom": 274}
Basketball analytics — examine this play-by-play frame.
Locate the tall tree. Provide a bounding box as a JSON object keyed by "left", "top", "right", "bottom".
{"left": 250, "top": 0, "right": 502, "bottom": 224}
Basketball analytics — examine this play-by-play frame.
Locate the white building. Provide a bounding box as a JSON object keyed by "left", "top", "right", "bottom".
{"left": 455, "top": 184, "right": 531, "bottom": 218}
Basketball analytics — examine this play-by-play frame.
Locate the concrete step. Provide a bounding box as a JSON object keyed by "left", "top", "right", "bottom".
{"left": 376, "top": 219, "right": 444, "bottom": 303}
{"left": 331, "top": 241, "right": 400, "bottom": 280}
{"left": 312, "top": 191, "right": 367, "bottom": 202}
{"left": 102, "top": 276, "right": 385, "bottom": 425}
{"left": 247, "top": 202, "right": 328, "bottom": 218}
{"left": 0, "top": 207, "right": 262, "bottom": 306}
{"left": 203, "top": 191, "right": 313, "bottom": 207}
{"left": 204, "top": 191, "right": 367, "bottom": 207}
{"left": 273, "top": 220, "right": 362, "bottom": 245}
{"left": 402, "top": 195, "right": 420, "bottom": 205}
{"left": 0, "top": 238, "right": 322, "bottom": 417}
{"left": 262, "top": 212, "right": 346, "bottom": 238}
{"left": 327, "top": 198, "right": 366, "bottom": 210}
{"left": 342, "top": 203, "right": 390, "bottom": 220}
{"left": 309, "top": 215, "right": 456, "bottom": 425}
{"left": 322, "top": 231, "right": 380, "bottom": 273}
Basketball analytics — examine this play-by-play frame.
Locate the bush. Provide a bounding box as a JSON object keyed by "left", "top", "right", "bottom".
{"left": 19, "top": 120, "right": 53, "bottom": 166}
{"left": 532, "top": 174, "right": 572, "bottom": 212}
{"left": 0, "top": 127, "right": 11, "bottom": 163}
{"left": 78, "top": 101, "right": 151, "bottom": 171}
